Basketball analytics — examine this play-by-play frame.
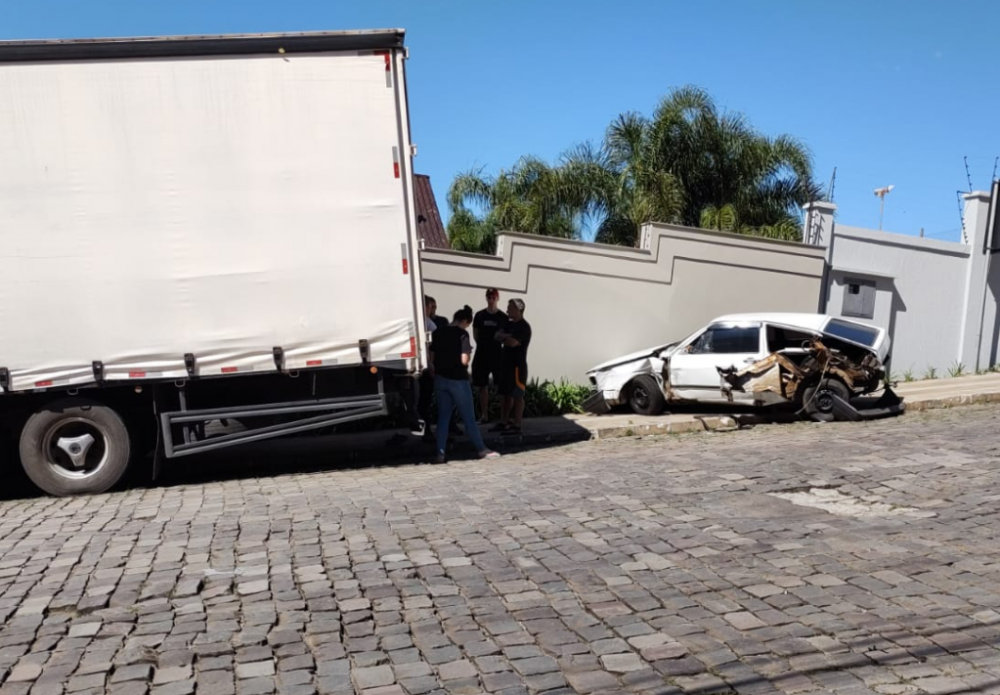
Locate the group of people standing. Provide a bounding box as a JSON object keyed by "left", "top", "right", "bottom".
{"left": 418, "top": 288, "right": 532, "bottom": 463}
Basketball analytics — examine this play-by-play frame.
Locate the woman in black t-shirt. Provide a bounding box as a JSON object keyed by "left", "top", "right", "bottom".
{"left": 429, "top": 306, "right": 500, "bottom": 464}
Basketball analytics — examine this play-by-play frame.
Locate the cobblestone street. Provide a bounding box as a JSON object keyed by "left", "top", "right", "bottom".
{"left": 0, "top": 406, "right": 999, "bottom": 695}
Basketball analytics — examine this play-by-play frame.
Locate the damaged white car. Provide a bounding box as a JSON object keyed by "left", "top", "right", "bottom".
{"left": 584, "top": 313, "right": 904, "bottom": 422}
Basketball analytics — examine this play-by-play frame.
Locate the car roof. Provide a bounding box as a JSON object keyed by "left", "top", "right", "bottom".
{"left": 709, "top": 312, "right": 827, "bottom": 328}
{"left": 709, "top": 312, "right": 878, "bottom": 334}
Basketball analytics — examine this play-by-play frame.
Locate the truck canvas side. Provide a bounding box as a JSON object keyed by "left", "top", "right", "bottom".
{"left": 0, "top": 30, "right": 425, "bottom": 495}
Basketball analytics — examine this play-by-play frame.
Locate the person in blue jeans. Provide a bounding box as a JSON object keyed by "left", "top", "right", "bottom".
{"left": 429, "top": 305, "right": 500, "bottom": 464}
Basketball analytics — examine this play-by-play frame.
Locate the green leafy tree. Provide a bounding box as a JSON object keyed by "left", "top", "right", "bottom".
{"left": 446, "top": 157, "right": 579, "bottom": 254}
{"left": 446, "top": 86, "right": 822, "bottom": 250}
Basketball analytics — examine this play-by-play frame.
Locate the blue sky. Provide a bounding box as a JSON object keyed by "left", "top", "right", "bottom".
{"left": 4, "top": 0, "right": 998, "bottom": 242}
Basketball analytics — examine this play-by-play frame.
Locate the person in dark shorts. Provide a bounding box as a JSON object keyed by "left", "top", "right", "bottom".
{"left": 472, "top": 288, "right": 508, "bottom": 424}
{"left": 390, "top": 295, "right": 459, "bottom": 447}
{"left": 494, "top": 298, "right": 531, "bottom": 435}
{"left": 429, "top": 305, "right": 500, "bottom": 464}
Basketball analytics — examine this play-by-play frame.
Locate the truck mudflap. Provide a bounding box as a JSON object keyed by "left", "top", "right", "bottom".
{"left": 806, "top": 386, "right": 906, "bottom": 423}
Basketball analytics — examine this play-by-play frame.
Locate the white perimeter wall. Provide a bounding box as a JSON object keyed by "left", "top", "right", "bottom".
{"left": 422, "top": 224, "right": 826, "bottom": 385}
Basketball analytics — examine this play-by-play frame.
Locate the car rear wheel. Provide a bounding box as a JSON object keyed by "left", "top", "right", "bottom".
{"left": 802, "top": 378, "right": 851, "bottom": 423}
{"left": 628, "top": 375, "right": 666, "bottom": 416}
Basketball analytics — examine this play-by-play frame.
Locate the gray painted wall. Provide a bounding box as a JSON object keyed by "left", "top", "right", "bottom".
{"left": 805, "top": 192, "right": 997, "bottom": 376}
{"left": 421, "top": 223, "right": 826, "bottom": 385}
{"left": 827, "top": 226, "right": 969, "bottom": 375}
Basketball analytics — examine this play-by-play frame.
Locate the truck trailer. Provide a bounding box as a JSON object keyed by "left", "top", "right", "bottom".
{"left": 0, "top": 29, "right": 427, "bottom": 496}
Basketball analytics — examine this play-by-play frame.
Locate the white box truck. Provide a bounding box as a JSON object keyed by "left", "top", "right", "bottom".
{"left": 0, "top": 30, "right": 428, "bottom": 496}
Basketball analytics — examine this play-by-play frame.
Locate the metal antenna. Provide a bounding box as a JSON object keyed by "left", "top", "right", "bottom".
{"left": 874, "top": 185, "right": 894, "bottom": 231}
{"left": 957, "top": 190, "right": 967, "bottom": 241}
{"left": 965, "top": 156, "right": 974, "bottom": 191}
{"left": 993, "top": 155, "right": 998, "bottom": 183}
{"left": 826, "top": 167, "right": 837, "bottom": 202}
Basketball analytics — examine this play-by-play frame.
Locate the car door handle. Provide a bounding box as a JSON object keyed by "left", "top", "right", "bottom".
{"left": 743, "top": 357, "right": 757, "bottom": 364}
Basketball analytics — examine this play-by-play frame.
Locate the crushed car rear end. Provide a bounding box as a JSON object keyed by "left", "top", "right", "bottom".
{"left": 718, "top": 317, "right": 903, "bottom": 421}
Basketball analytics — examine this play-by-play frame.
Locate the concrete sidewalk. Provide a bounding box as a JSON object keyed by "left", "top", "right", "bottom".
{"left": 893, "top": 372, "right": 1000, "bottom": 409}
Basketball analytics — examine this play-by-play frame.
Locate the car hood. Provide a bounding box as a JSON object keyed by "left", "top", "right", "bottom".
{"left": 587, "top": 343, "right": 677, "bottom": 374}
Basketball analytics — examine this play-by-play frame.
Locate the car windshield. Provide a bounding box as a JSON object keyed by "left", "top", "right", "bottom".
{"left": 823, "top": 318, "right": 879, "bottom": 347}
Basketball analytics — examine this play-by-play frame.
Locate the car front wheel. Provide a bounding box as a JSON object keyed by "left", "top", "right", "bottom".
{"left": 628, "top": 375, "right": 666, "bottom": 416}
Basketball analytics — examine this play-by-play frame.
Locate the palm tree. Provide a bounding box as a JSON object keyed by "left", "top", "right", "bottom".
{"left": 558, "top": 117, "right": 685, "bottom": 247}
{"left": 644, "top": 86, "right": 821, "bottom": 240}
{"left": 561, "top": 86, "right": 822, "bottom": 244}
{"left": 446, "top": 157, "right": 579, "bottom": 255}
{"left": 446, "top": 86, "right": 821, "bottom": 251}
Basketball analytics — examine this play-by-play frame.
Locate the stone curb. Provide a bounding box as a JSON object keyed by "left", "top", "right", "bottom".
{"left": 590, "top": 415, "right": 738, "bottom": 440}
{"left": 584, "top": 389, "right": 1000, "bottom": 440}
{"left": 584, "top": 392, "right": 1000, "bottom": 439}
{"left": 903, "top": 392, "right": 1000, "bottom": 412}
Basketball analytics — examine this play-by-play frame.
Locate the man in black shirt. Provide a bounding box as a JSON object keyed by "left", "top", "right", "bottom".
{"left": 495, "top": 298, "right": 532, "bottom": 434}
{"left": 472, "top": 288, "right": 507, "bottom": 424}
{"left": 391, "top": 295, "right": 454, "bottom": 446}
{"left": 419, "top": 295, "right": 448, "bottom": 441}
{"left": 425, "top": 295, "right": 449, "bottom": 333}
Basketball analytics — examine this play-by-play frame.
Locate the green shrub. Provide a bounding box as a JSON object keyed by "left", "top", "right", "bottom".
{"left": 472, "top": 378, "right": 593, "bottom": 419}
{"left": 525, "top": 378, "right": 593, "bottom": 417}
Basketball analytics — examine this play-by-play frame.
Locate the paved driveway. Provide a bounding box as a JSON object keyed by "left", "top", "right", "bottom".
{"left": 0, "top": 407, "right": 998, "bottom": 695}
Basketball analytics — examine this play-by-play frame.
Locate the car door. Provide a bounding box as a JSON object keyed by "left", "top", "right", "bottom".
{"left": 669, "top": 323, "right": 764, "bottom": 402}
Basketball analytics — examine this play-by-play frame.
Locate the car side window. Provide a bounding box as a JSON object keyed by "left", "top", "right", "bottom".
{"left": 766, "top": 326, "right": 815, "bottom": 352}
{"left": 690, "top": 326, "right": 759, "bottom": 354}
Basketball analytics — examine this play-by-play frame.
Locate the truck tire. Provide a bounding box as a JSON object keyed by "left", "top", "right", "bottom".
{"left": 628, "top": 376, "right": 666, "bottom": 416}
{"left": 19, "top": 398, "right": 131, "bottom": 496}
{"left": 802, "top": 379, "right": 851, "bottom": 423}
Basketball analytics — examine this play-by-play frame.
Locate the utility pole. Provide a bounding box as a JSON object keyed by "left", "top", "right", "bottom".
{"left": 874, "top": 185, "right": 894, "bottom": 231}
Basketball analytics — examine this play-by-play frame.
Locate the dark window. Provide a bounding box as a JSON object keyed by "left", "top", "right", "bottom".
{"left": 690, "top": 325, "right": 760, "bottom": 354}
{"left": 842, "top": 277, "right": 876, "bottom": 319}
{"left": 766, "top": 326, "right": 817, "bottom": 352}
{"left": 825, "top": 319, "right": 879, "bottom": 347}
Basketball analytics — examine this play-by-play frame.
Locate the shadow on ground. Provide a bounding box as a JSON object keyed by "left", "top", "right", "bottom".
{"left": 0, "top": 396, "right": 901, "bottom": 501}
{"left": 604, "top": 401, "right": 802, "bottom": 427}
{"left": 603, "top": 393, "right": 902, "bottom": 429}
{"left": 0, "top": 415, "right": 593, "bottom": 500}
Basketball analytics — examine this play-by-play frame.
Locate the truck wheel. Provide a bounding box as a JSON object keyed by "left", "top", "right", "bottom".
{"left": 628, "top": 376, "right": 666, "bottom": 416}
{"left": 802, "top": 379, "right": 850, "bottom": 423}
{"left": 19, "top": 399, "right": 131, "bottom": 496}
